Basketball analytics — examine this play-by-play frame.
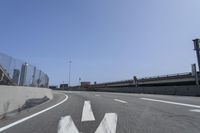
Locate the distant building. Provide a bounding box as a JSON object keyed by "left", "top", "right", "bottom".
{"left": 19, "top": 63, "right": 28, "bottom": 86}
{"left": 81, "top": 82, "right": 90, "bottom": 88}
{"left": 31, "top": 67, "right": 36, "bottom": 86}
{"left": 49, "top": 85, "right": 58, "bottom": 90}
{"left": 60, "top": 84, "right": 68, "bottom": 89}
{"left": 12, "top": 69, "right": 20, "bottom": 85}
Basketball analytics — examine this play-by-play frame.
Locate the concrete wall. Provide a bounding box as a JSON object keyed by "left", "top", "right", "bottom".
{"left": 0, "top": 85, "right": 53, "bottom": 117}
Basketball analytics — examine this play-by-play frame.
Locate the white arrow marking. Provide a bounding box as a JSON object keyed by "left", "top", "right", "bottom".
{"left": 81, "top": 101, "right": 95, "bottom": 122}
{"left": 95, "top": 113, "right": 118, "bottom": 133}
{"left": 114, "top": 99, "right": 127, "bottom": 103}
{"left": 58, "top": 116, "right": 79, "bottom": 133}
{"left": 190, "top": 109, "right": 200, "bottom": 112}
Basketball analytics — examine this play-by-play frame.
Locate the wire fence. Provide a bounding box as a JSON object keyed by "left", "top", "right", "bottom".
{"left": 0, "top": 53, "right": 49, "bottom": 87}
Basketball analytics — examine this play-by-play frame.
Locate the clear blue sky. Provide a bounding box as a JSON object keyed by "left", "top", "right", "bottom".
{"left": 1, "top": 0, "right": 200, "bottom": 85}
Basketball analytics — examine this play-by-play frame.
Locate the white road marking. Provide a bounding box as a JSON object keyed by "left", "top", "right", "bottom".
{"left": 114, "top": 99, "right": 127, "bottom": 103}
{"left": 58, "top": 116, "right": 79, "bottom": 133}
{"left": 0, "top": 94, "right": 68, "bottom": 132}
{"left": 95, "top": 94, "right": 100, "bottom": 97}
{"left": 190, "top": 109, "right": 200, "bottom": 112}
{"left": 81, "top": 101, "right": 95, "bottom": 122}
{"left": 141, "top": 98, "right": 200, "bottom": 108}
{"left": 95, "top": 113, "right": 118, "bottom": 133}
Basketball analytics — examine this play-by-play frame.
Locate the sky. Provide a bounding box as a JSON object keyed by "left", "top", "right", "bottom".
{"left": 0, "top": 0, "right": 200, "bottom": 85}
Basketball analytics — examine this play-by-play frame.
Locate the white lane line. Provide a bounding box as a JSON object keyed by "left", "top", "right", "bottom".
{"left": 95, "top": 94, "right": 100, "bottom": 97}
{"left": 190, "top": 109, "right": 200, "bottom": 112}
{"left": 95, "top": 113, "right": 118, "bottom": 133}
{"left": 0, "top": 94, "right": 68, "bottom": 132}
{"left": 114, "top": 99, "right": 128, "bottom": 103}
{"left": 58, "top": 116, "right": 79, "bottom": 133}
{"left": 81, "top": 101, "right": 95, "bottom": 122}
{"left": 141, "top": 98, "right": 200, "bottom": 108}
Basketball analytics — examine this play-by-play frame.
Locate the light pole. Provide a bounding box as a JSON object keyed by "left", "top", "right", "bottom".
{"left": 68, "top": 60, "right": 72, "bottom": 86}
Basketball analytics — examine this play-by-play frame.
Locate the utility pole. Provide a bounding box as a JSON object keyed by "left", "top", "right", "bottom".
{"left": 68, "top": 60, "right": 72, "bottom": 87}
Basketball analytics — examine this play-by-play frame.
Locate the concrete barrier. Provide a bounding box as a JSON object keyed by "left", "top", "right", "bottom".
{"left": 0, "top": 85, "right": 53, "bottom": 117}
{"left": 65, "top": 85, "right": 200, "bottom": 97}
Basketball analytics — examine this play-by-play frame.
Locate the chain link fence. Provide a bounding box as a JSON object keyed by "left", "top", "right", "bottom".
{"left": 0, "top": 53, "right": 49, "bottom": 87}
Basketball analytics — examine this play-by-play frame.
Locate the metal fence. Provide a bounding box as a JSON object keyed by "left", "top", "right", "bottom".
{"left": 0, "top": 53, "right": 49, "bottom": 87}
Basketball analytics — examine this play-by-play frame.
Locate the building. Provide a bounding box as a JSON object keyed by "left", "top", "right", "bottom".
{"left": 19, "top": 63, "right": 28, "bottom": 86}
{"left": 12, "top": 69, "right": 20, "bottom": 85}
{"left": 31, "top": 67, "right": 36, "bottom": 86}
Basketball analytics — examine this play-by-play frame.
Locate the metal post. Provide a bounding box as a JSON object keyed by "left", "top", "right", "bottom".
{"left": 0, "top": 73, "right": 4, "bottom": 81}
{"left": 68, "top": 61, "right": 72, "bottom": 86}
{"left": 192, "top": 64, "right": 199, "bottom": 86}
{"left": 193, "top": 39, "right": 200, "bottom": 71}
{"left": 133, "top": 76, "right": 138, "bottom": 87}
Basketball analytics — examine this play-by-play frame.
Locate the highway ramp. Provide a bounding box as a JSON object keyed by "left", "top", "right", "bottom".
{"left": 0, "top": 91, "right": 200, "bottom": 133}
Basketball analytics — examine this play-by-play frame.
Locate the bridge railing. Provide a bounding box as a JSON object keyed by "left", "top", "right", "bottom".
{"left": 140, "top": 72, "right": 192, "bottom": 81}
{"left": 92, "top": 72, "right": 194, "bottom": 88}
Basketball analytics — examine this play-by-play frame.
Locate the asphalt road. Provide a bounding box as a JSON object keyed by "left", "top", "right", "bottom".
{"left": 0, "top": 91, "right": 200, "bottom": 133}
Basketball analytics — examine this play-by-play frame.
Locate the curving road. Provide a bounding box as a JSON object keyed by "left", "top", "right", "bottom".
{"left": 0, "top": 91, "right": 200, "bottom": 133}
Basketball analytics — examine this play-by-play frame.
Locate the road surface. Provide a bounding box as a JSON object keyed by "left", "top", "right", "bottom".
{"left": 0, "top": 91, "right": 200, "bottom": 133}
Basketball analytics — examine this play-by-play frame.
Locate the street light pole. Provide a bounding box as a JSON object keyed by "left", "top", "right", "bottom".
{"left": 68, "top": 60, "right": 72, "bottom": 86}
